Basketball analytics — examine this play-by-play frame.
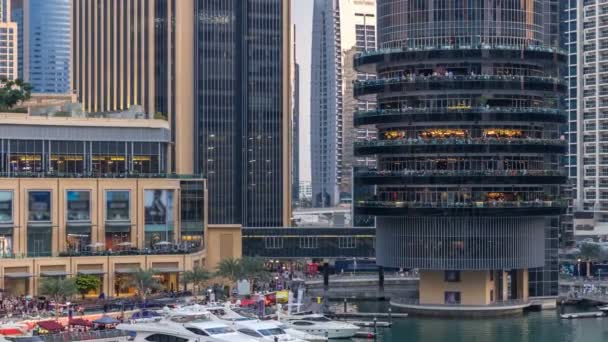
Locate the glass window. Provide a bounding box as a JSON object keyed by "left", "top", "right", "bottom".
{"left": 144, "top": 190, "right": 174, "bottom": 247}
{"left": 144, "top": 334, "right": 188, "bottom": 342}
{"left": 445, "top": 270, "right": 461, "bottom": 282}
{"left": 28, "top": 191, "right": 51, "bottom": 222}
{"left": 0, "top": 191, "right": 13, "bottom": 223}
{"left": 66, "top": 190, "right": 91, "bottom": 222}
{"left": 106, "top": 191, "right": 130, "bottom": 221}
{"left": 445, "top": 291, "right": 461, "bottom": 304}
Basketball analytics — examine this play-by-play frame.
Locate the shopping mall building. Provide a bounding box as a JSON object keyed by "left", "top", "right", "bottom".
{"left": 0, "top": 111, "right": 241, "bottom": 297}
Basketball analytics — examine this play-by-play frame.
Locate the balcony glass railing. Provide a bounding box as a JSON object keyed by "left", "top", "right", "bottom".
{"left": 0, "top": 245, "right": 204, "bottom": 259}
{"left": 356, "top": 169, "right": 566, "bottom": 178}
{"left": 355, "top": 106, "right": 564, "bottom": 118}
{"left": 355, "top": 43, "right": 566, "bottom": 59}
{"left": 355, "top": 137, "right": 567, "bottom": 148}
{"left": 354, "top": 75, "right": 565, "bottom": 91}
{"left": 356, "top": 199, "right": 566, "bottom": 209}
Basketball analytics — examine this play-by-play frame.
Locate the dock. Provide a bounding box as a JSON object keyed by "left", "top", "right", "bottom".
{"left": 560, "top": 311, "right": 605, "bottom": 319}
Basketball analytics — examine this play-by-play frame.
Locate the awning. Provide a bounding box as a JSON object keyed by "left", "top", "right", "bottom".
{"left": 68, "top": 318, "right": 92, "bottom": 327}
{"left": 4, "top": 272, "right": 33, "bottom": 278}
{"left": 40, "top": 271, "right": 70, "bottom": 277}
{"left": 77, "top": 270, "right": 105, "bottom": 275}
{"left": 154, "top": 267, "right": 182, "bottom": 273}
{"left": 37, "top": 321, "right": 64, "bottom": 332}
{"left": 115, "top": 268, "right": 138, "bottom": 274}
{"left": 66, "top": 223, "right": 92, "bottom": 233}
{"left": 104, "top": 224, "right": 131, "bottom": 233}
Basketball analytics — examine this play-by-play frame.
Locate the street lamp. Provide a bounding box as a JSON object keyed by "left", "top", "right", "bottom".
{"left": 577, "top": 258, "right": 582, "bottom": 279}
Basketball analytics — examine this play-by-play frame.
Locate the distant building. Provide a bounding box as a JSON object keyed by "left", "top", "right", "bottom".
{"left": 12, "top": 0, "right": 71, "bottom": 93}
{"left": 311, "top": 0, "right": 376, "bottom": 207}
{"left": 0, "top": 0, "right": 17, "bottom": 81}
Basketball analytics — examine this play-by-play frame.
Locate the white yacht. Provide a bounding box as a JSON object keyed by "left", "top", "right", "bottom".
{"left": 280, "top": 314, "right": 359, "bottom": 339}
{"left": 233, "top": 320, "right": 307, "bottom": 342}
{"left": 183, "top": 320, "right": 260, "bottom": 342}
{"left": 116, "top": 321, "right": 222, "bottom": 342}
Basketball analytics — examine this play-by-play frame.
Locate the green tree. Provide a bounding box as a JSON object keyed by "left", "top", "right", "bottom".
{"left": 182, "top": 266, "right": 211, "bottom": 300}
{"left": 215, "top": 258, "right": 241, "bottom": 283}
{"left": 239, "top": 257, "right": 271, "bottom": 291}
{"left": 74, "top": 274, "right": 102, "bottom": 299}
{"left": 129, "top": 268, "right": 161, "bottom": 302}
{"left": 580, "top": 243, "right": 603, "bottom": 261}
{"left": 38, "top": 277, "right": 78, "bottom": 318}
{"left": 0, "top": 79, "right": 33, "bottom": 110}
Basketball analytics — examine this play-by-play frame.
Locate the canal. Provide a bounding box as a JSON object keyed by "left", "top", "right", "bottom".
{"left": 331, "top": 302, "right": 608, "bottom": 342}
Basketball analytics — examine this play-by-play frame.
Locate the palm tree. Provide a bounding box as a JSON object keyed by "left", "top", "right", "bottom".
{"left": 215, "top": 258, "right": 242, "bottom": 297}
{"left": 38, "top": 277, "right": 78, "bottom": 318}
{"left": 129, "top": 268, "right": 161, "bottom": 304}
{"left": 239, "top": 257, "right": 271, "bottom": 293}
{"left": 182, "top": 266, "right": 211, "bottom": 300}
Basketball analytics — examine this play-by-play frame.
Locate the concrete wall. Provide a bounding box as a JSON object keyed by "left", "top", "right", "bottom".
{"left": 419, "top": 270, "right": 494, "bottom": 305}
{"left": 205, "top": 224, "right": 242, "bottom": 270}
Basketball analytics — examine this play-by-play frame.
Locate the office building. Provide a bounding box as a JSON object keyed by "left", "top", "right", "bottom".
{"left": 571, "top": 0, "right": 608, "bottom": 237}
{"left": 354, "top": 0, "right": 566, "bottom": 312}
{"left": 293, "top": 60, "right": 301, "bottom": 205}
{"left": 0, "top": 0, "right": 17, "bottom": 81}
{"left": 0, "top": 107, "right": 241, "bottom": 297}
{"left": 72, "top": 0, "right": 291, "bottom": 227}
{"left": 11, "top": 0, "right": 71, "bottom": 93}
{"left": 311, "top": 0, "right": 376, "bottom": 207}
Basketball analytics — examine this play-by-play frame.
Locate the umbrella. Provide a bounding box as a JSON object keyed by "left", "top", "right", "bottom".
{"left": 87, "top": 242, "right": 105, "bottom": 248}
{"left": 92, "top": 315, "right": 120, "bottom": 325}
{"left": 116, "top": 242, "right": 133, "bottom": 246}
{"left": 68, "top": 318, "right": 92, "bottom": 327}
{"left": 37, "top": 321, "right": 64, "bottom": 332}
{"left": 154, "top": 241, "right": 172, "bottom": 246}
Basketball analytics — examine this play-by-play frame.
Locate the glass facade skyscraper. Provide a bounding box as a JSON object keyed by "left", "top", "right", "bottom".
{"left": 12, "top": 0, "right": 70, "bottom": 93}
{"left": 194, "top": 0, "right": 291, "bottom": 227}
{"left": 354, "top": 0, "right": 566, "bottom": 312}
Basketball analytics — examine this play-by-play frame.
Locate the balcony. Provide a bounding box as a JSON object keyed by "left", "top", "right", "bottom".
{"left": 354, "top": 107, "right": 566, "bottom": 126}
{"left": 354, "top": 44, "right": 566, "bottom": 74}
{"left": 0, "top": 244, "right": 204, "bottom": 259}
{"left": 355, "top": 199, "right": 566, "bottom": 216}
{"left": 354, "top": 138, "right": 567, "bottom": 156}
{"left": 355, "top": 169, "right": 567, "bottom": 186}
{"left": 0, "top": 172, "right": 204, "bottom": 179}
{"left": 354, "top": 75, "right": 567, "bottom": 101}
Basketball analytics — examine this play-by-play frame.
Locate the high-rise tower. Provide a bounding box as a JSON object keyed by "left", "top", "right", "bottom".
{"left": 354, "top": 0, "right": 566, "bottom": 311}
{"left": 311, "top": 0, "right": 377, "bottom": 207}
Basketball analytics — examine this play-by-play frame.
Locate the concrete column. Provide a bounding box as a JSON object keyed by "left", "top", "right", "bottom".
{"left": 501, "top": 270, "right": 509, "bottom": 301}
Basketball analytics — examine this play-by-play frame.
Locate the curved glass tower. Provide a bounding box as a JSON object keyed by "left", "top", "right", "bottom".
{"left": 353, "top": 0, "right": 566, "bottom": 310}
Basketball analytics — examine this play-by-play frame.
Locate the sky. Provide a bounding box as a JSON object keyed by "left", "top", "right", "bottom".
{"left": 292, "top": 0, "right": 314, "bottom": 183}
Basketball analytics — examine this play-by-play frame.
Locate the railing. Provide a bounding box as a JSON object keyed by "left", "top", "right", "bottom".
{"left": 354, "top": 75, "right": 565, "bottom": 88}
{"left": 356, "top": 200, "right": 566, "bottom": 209}
{"left": 355, "top": 169, "right": 567, "bottom": 178}
{"left": 355, "top": 43, "right": 566, "bottom": 59}
{"left": 33, "top": 329, "right": 129, "bottom": 342}
{"left": 0, "top": 245, "right": 204, "bottom": 259}
{"left": 354, "top": 106, "right": 564, "bottom": 118}
{"left": 0, "top": 172, "right": 204, "bottom": 179}
{"left": 354, "top": 137, "right": 567, "bottom": 147}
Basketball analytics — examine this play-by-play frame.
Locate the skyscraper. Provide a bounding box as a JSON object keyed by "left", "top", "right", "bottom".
{"left": 354, "top": 0, "right": 566, "bottom": 311}
{"left": 0, "top": 0, "right": 17, "bottom": 81}
{"left": 571, "top": 0, "right": 608, "bottom": 237}
{"left": 12, "top": 0, "right": 71, "bottom": 93}
{"left": 293, "top": 27, "right": 301, "bottom": 206}
{"left": 193, "top": 0, "right": 291, "bottom": 227}
{"left": 72, "top": 0, "right": 291, "bottom": 227}
{"left": 311, "top": 0, "right": 376, "bottom": 207}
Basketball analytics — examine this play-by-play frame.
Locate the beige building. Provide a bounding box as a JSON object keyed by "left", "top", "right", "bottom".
{"left": 0, "top": 111, "right": 242, "bottom": 297}
{"left": 0, "top": 0, "right": 17, "bottom": 81}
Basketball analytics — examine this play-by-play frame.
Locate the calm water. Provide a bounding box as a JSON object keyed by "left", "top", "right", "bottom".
{"left": 333, "top": 302, "right": 608, "bottom": 342}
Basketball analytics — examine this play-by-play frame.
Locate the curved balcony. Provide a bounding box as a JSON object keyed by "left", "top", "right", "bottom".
{"left": 354, "top": 107, "right": 567, "bottom": 126}
{"left": 355, "top": 200, "right": 566, "bottom": 216}
{"left": 354, "top": 138, "right": 567, "bottom": 156}
{"left": 354, "top": 75, "right": 567, "bottom": 101}
{"left": 354, "top": 44, "right": 566, "bottom": 74}
{"left": 355, "top": 169, "right": 567, "bottom": 186}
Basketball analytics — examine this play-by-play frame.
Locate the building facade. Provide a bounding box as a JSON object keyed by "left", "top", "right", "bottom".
{"left": 572, "top": 0, "right": 608, "bottom": 237}
{"left": 11, "top": 0, "right": 71, "bottom": 93}
{"left": 354, "top": 0, "right": 566, "bottom": 310}
{"left": 311, "top": 0, "right": 376, "bottom": 207}
{"left": 0, "top": 110, "right": 244, "bottom": 297}
{"left": 72, "top": 0, "right": 291, "bottom": 227}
